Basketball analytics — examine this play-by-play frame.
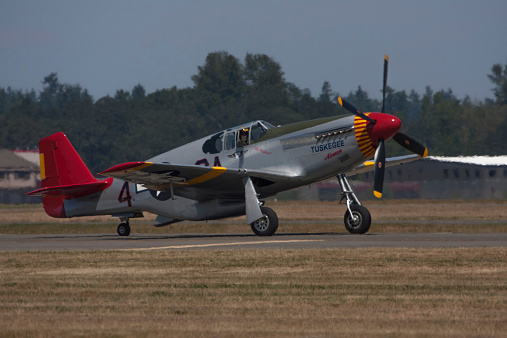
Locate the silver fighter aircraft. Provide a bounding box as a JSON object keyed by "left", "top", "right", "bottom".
{"left": 27, "top": 56, "right": 428, "bottom": 236}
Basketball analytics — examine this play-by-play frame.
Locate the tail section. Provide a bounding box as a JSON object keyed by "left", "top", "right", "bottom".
{"left": 26, "top": 132, "right": 112, "bottom": 218}
{"left": 39, "top": 132, "right": 96, "bottom": 187}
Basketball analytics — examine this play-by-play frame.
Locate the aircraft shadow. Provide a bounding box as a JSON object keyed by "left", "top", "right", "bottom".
{"left": 36, "top": 232, "right": 373, "bottom": 241}
{"left": 113, "top": 232, "right": 366, "bottom": 241}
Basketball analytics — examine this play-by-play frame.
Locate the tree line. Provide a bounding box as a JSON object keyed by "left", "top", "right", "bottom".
{"left": 1, "top": 51, "right": 506, "bottom": 174}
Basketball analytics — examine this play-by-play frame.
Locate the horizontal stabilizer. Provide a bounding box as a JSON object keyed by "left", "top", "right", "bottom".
{"left": 26, "top": 179, "right": 112, "bottom": 199}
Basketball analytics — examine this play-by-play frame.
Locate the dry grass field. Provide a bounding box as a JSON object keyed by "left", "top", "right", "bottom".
{"left": 1, "top": 199, "right": 507, "bottom": 234}
{"left": 0, "top": 248, "right": 506, "bottom": 337}
{"left": 1, "top": 200, "right": 506, "bottom": 336}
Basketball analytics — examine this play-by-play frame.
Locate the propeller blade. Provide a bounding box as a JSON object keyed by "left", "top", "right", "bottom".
{"left": 393, "top": 132, "right": 428, "bottom": 157}
{"left": 373, "top": 139, "right": 386, "bottom": 198}
{"left": 338, "top": 97, "right": 376, "bottom": 124}
{"left": 382, "top": 55, "right": 388, "bottom": 114}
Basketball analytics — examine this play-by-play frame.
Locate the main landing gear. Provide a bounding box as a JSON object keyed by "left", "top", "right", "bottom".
{"left": 250, "top": 206, "right": 279, "bottom": 236}
{"left": 338, "top": 174, "right": 372, "bottom": 234}
{"left": 117, "top": 221, "right": 131, "bottom": 236}
{"left": 115, "top": 212, "right": 143, "bottom": 236}
{"left": 244, "top": 176, "right": 280, "bottom": 237}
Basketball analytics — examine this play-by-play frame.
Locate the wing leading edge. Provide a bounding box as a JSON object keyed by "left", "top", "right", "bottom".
{"left": 99, "top": 161, "right": 296, "bottom": 200}
{"left": 100, "top": 155, "right": 423, "bottom": 201}
{"left": 99, "top": 162, "right": 227, "bottom": 188}
{"left": 346, "top": 154, "right": 423, "bottom": 176}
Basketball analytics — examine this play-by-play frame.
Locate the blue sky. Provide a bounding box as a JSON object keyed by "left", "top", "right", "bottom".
{"left": 1, "top": 0, "right": 506, "bottom": 102}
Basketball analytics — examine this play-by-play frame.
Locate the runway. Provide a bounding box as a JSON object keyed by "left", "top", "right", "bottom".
{"left": 1, "top": 232, "right": 506, "bottom": 251}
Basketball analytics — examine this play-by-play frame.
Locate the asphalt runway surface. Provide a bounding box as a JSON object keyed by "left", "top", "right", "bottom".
{"left": 1, "top": 232, "right": 506, "bottom": 251}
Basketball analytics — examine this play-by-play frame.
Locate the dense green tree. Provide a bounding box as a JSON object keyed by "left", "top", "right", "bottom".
{"left": 318, "top": 81, "right": 333, "bottom": 103}
{"left": 244, "top": 53, "right": 284, "bottom": 90}
{"left": 419, "top": 89, "right": 463, "bottom": 155}
{"left": 487, "top": 61, "right": 507, "bottom": 105}
{"left": 191, "top": 51, "right": 244, "bottom": 101}
{"left": 1, "top": 53, "right": 506, "bottom": 172}
{"left": 344, "top": 86, "right": 379, "bottom": 112}
{"left": 241, "top": 53, "right": 292, "bottom": 123}
{"left": 114, "top": 89, "right": 130, "bottom": 101}
{"left": 406, "top": 90, "right": 421, "bottom": 122}
{"left": 131, "top": 84, "right": 146, "bottom": 99}
{"left": 39, "top": 72, "right": 63, "bottom": 112}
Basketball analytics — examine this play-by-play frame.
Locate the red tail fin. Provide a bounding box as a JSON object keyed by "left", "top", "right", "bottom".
{"left": 26, "top": 132, "right": 112, "bottom": 218}
{"left": 40, "top": 132, "right": 95, "bottom": 187}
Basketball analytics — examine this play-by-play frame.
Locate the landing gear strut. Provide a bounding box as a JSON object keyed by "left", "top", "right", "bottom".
{"left": 338, "top": 174, "right": 371, "bottom": 234}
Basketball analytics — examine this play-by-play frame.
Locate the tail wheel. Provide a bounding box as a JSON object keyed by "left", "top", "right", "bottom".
{"left": 117, "top": 222, "right": 131, "bottom": 236}
{"left": 251, "top": 206, "right": 278, "bottom": 236}
{"left": 344, "top": 205, "right": 371, "bottom": 234}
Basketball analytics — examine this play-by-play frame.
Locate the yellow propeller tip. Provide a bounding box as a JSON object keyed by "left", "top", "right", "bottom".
{"left": 374, "top": 191, "right": 383, "bottom": 199}
{"left": 338, "top": 97, "right": 343, "bottom": 107}
{"left": 384, "top": 55, "right": 389, "bottom": 61}
{"left": 423, "top": 148, "right": 428, "bottom": 158}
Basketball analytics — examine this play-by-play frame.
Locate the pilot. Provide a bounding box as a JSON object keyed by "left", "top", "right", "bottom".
{"left": 236, "top": 129, "right": 249, "bottom": 147}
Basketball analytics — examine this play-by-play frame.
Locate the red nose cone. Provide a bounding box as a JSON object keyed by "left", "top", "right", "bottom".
{"left": 366, "top": 113, "right": 402, "bottom": 147}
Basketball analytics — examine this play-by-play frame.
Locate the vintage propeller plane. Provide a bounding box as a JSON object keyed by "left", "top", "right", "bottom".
{"left": 27, "top": 55, "right": 428, "bottom": 236}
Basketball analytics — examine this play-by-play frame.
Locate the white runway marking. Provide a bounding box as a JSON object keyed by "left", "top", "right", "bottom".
{"left": 122, "top": 239, "right": 325, "bottom": 251}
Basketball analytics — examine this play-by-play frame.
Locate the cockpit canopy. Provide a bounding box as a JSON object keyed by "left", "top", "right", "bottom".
{"left": 202, "top": 120, "right": 275, "bottom": 154}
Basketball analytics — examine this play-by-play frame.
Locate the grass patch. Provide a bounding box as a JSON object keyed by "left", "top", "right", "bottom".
{"left": 1, "top": 200, "right": 506, "bottom": 234}
{"left": 0, "top": 248, "right": 506, "bottom": 336}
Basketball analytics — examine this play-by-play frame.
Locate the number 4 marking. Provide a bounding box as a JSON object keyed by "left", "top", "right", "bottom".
{"left": 118, "top": 182, "right": 132, "bottom": 207}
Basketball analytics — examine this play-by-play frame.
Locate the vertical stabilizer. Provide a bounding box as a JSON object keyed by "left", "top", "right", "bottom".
{"left": 39, "top": 132, "right": 96, "bottom": 188}
{"left": 28, "top": 132, "right": 110, "bottom": 218}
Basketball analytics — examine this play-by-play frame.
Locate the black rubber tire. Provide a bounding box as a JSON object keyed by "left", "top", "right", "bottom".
{"left": 344, "top": 205, "right": 371, "bottom": 234}
{"left": 250, "top": 207, "right": 279, "bottom": 236}
{"left": 117, "top": 222, "right": 131, "bottom": 236}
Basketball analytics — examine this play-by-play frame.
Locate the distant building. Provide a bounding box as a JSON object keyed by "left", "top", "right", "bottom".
{"left": 311, "top": 156, "right": 507, "bottom": 200}
{"left": 392, "top": 156, "right": 507, "bottom": 199}
{"left": 0, "top": 149, "right": 41, "bottom": 204}
{"left": 12, "top": 149, "right": 40, "bottom": 166}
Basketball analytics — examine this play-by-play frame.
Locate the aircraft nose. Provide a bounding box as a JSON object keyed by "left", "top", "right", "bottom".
{"left": 367, "top": 113, "right": 402, "bottom": 146}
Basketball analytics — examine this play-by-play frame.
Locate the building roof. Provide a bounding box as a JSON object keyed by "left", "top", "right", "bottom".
{"left": 427, "top": 156, "right": 507, "bottom": 166}
{"left": 0, "top": 149, "right": 39, "bottom": 170}
{"left": 12, "top": 150, "right": 39, "bottom": 165}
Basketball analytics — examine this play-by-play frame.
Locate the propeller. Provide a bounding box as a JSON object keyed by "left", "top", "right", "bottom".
{"left": 374, "top": 55, "right": 389, "bottom": 197}
{"left": 338, "top": 55, "right": 427, "bottom": 198}
{"left": 392, "top": 132, "right": 428, "bottom": 157}
{"left": 373, "top": 139, "right": 385, "bottom": 198}
{"left": 338, "top": 97, "right": 376, "bottom": 124}
{"left": 382, "top": 55, "right": 388, "bottom": 114}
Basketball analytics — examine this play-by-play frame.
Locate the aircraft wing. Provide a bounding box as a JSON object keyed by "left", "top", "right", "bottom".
{"left": 99, "top": 161, "right": 295, "bottom": 201}
{"left": 346, "top": 154, "right": 423, "bottom": 176}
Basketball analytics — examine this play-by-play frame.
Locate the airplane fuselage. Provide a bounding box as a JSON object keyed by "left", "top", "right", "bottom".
{"left": 29, "top": 55, "right": 427, "bottom": 236}
{"left": 63, "top": 114, "right": 371, "bottom": 223}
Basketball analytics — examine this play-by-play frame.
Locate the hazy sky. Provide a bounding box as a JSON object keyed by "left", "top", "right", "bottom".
{"left": 1, "top": 0, "right": 506, "bottom": 102}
